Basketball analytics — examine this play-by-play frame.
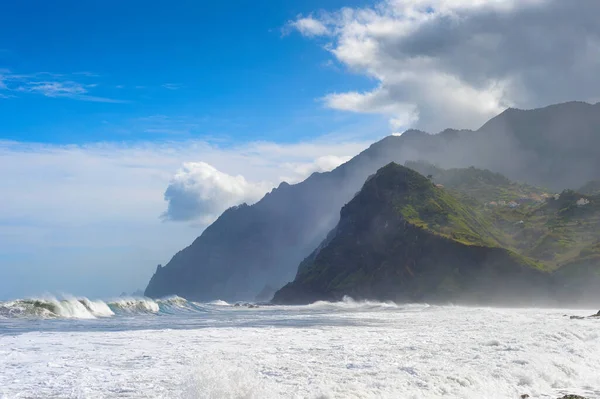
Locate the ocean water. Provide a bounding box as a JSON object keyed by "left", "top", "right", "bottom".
{"left": 0, "top": 296, "right": 598, "bottom": 399}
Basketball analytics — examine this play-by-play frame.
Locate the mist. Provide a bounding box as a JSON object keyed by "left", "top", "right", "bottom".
{"left": 146, "top": 101, "right": 600, "bottom": 304}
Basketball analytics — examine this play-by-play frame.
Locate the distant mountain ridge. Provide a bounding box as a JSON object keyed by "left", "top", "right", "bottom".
{"left": 145, "top": 101, "right": 600, "bottom": 301}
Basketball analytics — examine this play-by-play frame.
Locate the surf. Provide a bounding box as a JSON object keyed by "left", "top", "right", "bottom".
{"left": 0, "top": 295, "right": 215, "bottom": 319}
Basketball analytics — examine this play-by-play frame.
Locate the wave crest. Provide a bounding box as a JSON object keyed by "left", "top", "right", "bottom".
{"left": 0, "top": 297, "right": 115, "bottom": 319}
{"left": 108, "top": 298, "right": 160, "bottom": 314}
{"left": 0, "top": 295, "right": 196, "bottom": 319}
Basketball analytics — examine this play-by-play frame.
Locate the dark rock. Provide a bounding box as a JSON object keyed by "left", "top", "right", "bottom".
{"left": 557, "top": 395, "right": 588, "bottom": 399}
{"left": 521, "top": 395, "right": 530, "bottom": 399}
{"left": 570, "top": 316, "right": 585, "bottom": 320}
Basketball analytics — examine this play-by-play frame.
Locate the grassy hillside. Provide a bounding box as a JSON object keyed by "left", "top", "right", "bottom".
{"left": 371, "top": 163, "right": 502, "bottom": 247}
{"left": 274, "top": 163, "right": 551, "bottom": 304}
{"left": 274, "top": 162, "right": 600, "bottom": 305}
{"left": 407, "top": 161, "right": 600, "bottom": 271}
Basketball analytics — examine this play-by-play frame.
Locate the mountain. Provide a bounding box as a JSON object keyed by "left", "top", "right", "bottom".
{"left": 272, "top": 163, "right": 551, "bottom": 305}
{"left": 273, "top": 163, "right": 600, "bottom": 305}
{"left": 145, "top": 101, "right": 600, "bottom": 301}
{"left": 145, "top": 150, "right": 395, "bottom": 301}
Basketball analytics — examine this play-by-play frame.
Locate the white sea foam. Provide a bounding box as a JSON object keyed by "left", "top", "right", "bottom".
{"left": 208, "top": 300, "right": 231, "bottom": 306}
{"left": 1, "top": 305, "right": 598, "bottom": 398}
{"left": 305, "top": 295, "right": 401, "bottom": 310}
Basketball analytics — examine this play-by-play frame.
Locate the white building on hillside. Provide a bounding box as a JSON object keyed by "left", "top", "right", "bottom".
{"left": 576, "top": 198, "right": 590, "bottom": 206}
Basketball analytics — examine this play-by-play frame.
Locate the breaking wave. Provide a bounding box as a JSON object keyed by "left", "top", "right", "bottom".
{"left": 302, "top": 295, "right": 407, "bottom": 311}
{"left": 0, "top": 294, "right": 428, "bottom": 320}
{"left": 208, "top": 300, "right": 231, "bottom": 306}
{"left": 0, "top": 295, "right": 223, "bottom": 320}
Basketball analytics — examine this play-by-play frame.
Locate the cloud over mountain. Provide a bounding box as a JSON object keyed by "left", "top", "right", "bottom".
{"left": 162, "top": 155, "right": 353, "bottom": 223}
{"left": 291, "top": 0, "right": 600, "bottom": 131}
{"left": 162, "top": 162, "right": 270, "bottom": 223}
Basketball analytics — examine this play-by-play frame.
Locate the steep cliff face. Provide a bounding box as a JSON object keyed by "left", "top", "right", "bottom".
{"left": 273, "top": 164, "right": 552, "bottom": 305}
{"left": 146, "top": 101, "right": 600, "bottom": 301}
{"left": 145, "top": 144, "right": 401, "bottom": 301}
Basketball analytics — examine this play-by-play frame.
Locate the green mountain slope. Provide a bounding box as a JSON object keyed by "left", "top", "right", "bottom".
{"left": 273, "top": 163, "right": 551, "bottom": 305}
{"left": 407, "top": 161, "right": 600, "bottom": 273}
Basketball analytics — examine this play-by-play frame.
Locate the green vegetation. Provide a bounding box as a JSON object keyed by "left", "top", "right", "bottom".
{"left": 407, "top": 161, "right": 600, "bottom": 271}
{"left": 273, "top": 162, "right": 600, "bottom": 305}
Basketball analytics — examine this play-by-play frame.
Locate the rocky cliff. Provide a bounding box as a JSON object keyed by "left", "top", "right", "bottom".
{"left": 146, "top": 101, "right": 600, "bottom": 301}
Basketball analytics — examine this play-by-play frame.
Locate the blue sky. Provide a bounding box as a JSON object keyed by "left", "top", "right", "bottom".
{"left": 1, "top": 0, "right": 596, "bottom": 299}
{"left": 0, "top": 0, "right": 377, "bottom": 145}
{"left": 0, "top": 0, "right": 387, "bottom": 300}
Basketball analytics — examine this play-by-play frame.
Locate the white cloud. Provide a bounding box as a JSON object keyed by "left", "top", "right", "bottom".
{"left": 162, "top": 162, "right": 270, "bottom": 223}
{"left": 0, "top": 136, "right": 371, "bottom": 297}
{"left": 325, "top": 89, "right": 420, "bottom": 128}
{"left": 0, "top": 70, "right": 125, "bottom": 103}
{"left": 159, "top": 140, "right": 368, "bottom": 222}
{"left": 23, "top": 81, "right": 87, "bottom": 97}
{"left": 0, "top": 138, "right": 369, "bottom": 228}
{"left": 289, "top": 16, "right": 330, "bottom": 37}
{"left": 291, "top": 0, "right": 600, "bottom": 131}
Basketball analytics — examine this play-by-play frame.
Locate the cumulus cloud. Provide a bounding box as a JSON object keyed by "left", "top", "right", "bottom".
{"left": 291, "top": 0, "right": 600, "bottom": 131}
{"left": 289, "top": 16, "right": 330, "bottom": 37}
{"left": 1, "top": 137, "right": 369, "bottom": 241}
{"left": 160, "top": 144, "right": 362, "bottom": 222}
{"left": 162, "top": 162, "right": 270, "bottom": 223}
{"left": 0, "top": 136, "right": 370, "bottom": 297}
{"left": 160, "top": 153, "right": 355, "bottom": 222}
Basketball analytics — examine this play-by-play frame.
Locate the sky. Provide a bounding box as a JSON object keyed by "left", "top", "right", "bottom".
{"left": 1, "top": 0, "right": 599, "bottom": 299}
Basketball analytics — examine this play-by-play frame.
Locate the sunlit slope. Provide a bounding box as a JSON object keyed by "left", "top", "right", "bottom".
{"left": 274, "top": 163, "right": 552, "bottom": 304}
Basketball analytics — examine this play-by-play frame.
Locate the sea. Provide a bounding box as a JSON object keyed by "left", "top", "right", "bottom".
{"left": 0, "top": 296, "right": 598, "bottom": 399}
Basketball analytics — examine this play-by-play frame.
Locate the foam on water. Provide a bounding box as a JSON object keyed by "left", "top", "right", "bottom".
{"left": 304, "top": 295, "right": 405, "bottom": 311}
{"left": 209, "top": 300, "right": 231, "bottom": 306}
{"left": 0, "top": 302, "right": 599, "bottom": 398}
